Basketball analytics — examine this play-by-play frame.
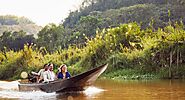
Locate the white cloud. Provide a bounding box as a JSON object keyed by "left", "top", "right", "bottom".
{"left": 0, "top": 0, "right": 83, "bottom": 26}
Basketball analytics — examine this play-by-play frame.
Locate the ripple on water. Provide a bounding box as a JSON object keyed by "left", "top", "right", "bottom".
{"left": 0, "top": 81, "right": 19, "bottom": 90}
{"left": 0, "top": 81, "right": 105, "bottom": 100}
{"left": 0, "top": 90, "right": 56, "bottom": 100}
{"left": 84, "top": 86, "right": 105, "bottom": 96}
{"left": 0, "top": 81, "right": 56, "bottom": 99}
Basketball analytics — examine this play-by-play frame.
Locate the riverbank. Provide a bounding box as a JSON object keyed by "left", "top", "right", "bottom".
{"left": 2, "top": 67, "right": 185, "bottom": 81}
{"left": 102, "top": 67, "right": 185, "bottom": 80}
{"left": 103, "top": 69, "right": 157, "bottom": 80}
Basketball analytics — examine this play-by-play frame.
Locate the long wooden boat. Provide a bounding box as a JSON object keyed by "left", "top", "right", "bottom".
{"left": 18, "top": 64, "right": 108, "bottom": 93}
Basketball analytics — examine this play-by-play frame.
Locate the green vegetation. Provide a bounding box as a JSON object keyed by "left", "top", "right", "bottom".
{"left": 0, "top": 30, "right": 35, "bottom": 51}
{"left": 1, "top": 0, "right": 185, "bottom": 80}
{"left": 1, "top": 22, "right": 185, "bottom": 80}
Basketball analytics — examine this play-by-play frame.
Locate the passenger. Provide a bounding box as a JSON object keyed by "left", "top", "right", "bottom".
{"left": 48, "top": 63, "right": 56, "bottom": 81}
{"left": 57, "top": 64, "right": 71, "bottom": 79}
{"left": 31, "top": 64, "right": 48, "bottom": 83}
{"left": 43, "top": 64, "right": 50, "bottom": 83}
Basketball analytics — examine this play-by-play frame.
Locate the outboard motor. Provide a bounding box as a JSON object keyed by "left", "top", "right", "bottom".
{"left": 28, "top": 74, "right": 37, "bottom": 83}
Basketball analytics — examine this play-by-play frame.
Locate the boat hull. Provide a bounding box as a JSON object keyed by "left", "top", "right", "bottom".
{"left": 18, "top": 64, "right": 108, "bottom": 93}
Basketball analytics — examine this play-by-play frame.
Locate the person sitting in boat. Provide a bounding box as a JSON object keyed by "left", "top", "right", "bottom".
{"left": 42, "top": 64, "right": 53, "bottom": 83}
{"left": 31, "top": 64, "right": 48, "bottom": 83}
{"left": 48, "top": 63, "right": 56, "bottom": 81}
{"left": 57, "top": 64, "right": 71, "bottom": 79}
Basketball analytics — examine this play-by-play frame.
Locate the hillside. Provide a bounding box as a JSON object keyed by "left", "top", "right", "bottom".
{"left": 63, "top": 0, "right": 185, "bottom": 28}
{"left": 0, "top": 15, "right": 42, "bottom": 35}
{"left": 58, "top": 0, "right": 185, "bottom": 47}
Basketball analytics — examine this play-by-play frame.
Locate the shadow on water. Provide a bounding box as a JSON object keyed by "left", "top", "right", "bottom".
{"left": 56, "top": 87, "right": 105, "bottom": 100}
{"left": 56, "top": 92, "right": 87, "bottom": 100}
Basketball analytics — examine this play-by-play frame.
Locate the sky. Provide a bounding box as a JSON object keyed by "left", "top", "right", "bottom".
{"left": 0, "top": 0, "right": 83, "bottom": 26}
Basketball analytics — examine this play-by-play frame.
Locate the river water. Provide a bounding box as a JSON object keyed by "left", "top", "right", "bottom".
{"left": 0, "top": 79, "right": 185, "bottom": 100}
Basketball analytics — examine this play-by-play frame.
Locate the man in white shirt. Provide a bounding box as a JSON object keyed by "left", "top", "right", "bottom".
{"left": 43, "top": 68, "right": 50, "bottom": 83}
{"left": 31, "top": 64, "right": 48, "bottom": 83}
{"left": 48, "top": 63, "right": 56, "bottom": 81}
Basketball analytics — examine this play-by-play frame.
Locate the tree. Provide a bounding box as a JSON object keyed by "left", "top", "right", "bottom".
{"left": 76, "top": 16, "right": 103, "bottom": 37}
{"left": 37, "top": 24, "right": 66, "bottom": 52}
{"left": 0, "top": 30, "right": 35, "bottom": 51}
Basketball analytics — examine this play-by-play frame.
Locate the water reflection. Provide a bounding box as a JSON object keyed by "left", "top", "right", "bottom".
{"left": 56, "top": 87, "right": 104, "bottom": 100}
{"left": 56, "top": 92, "right": 86, "bottom": 100}
{"left": 93, "top": 79, "right": 185, "bottom": 100}
{"left": 0, "top": 79, "right": 185, "bottom": 100}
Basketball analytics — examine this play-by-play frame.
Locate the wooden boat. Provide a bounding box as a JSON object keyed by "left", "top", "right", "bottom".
{"left": 18, "top": 64, "right": 108, "bottom": 93}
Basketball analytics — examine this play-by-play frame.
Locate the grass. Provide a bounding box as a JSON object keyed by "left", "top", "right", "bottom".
{"left": 103, "top": 68, "right": 159, "bottom": 80}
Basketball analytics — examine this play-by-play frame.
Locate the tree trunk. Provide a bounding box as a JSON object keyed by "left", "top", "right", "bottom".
{"left": 177, "top": 47, "right": 179, "bottom": 73}
{"left": 169, "top": 50, "right": 172, "bottom": 79}
{"left": 180, "top": 52, "right": 182, "bottom": 63}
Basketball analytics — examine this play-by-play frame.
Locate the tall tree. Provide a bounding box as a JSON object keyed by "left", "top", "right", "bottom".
{"left": 37, "top": 24, "right": 66, "bottom": 52}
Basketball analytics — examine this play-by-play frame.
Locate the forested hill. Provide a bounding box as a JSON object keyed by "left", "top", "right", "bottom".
{"left": 0, "top": 15, "right": 42, "bottom": 35}
{"left": 32, "top": 0, "right": 185, "bottom": 53}
{"left": 63, "top": 0, "right": 185, "bottom": 29}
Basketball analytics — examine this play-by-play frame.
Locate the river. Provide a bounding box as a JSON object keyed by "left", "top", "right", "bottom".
{"left": 0, "top": 79, "right": 185, "bottom": 100}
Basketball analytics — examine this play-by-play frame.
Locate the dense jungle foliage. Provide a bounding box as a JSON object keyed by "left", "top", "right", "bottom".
{"left": 0, "top": 0, "right": 185, "bottom": 80}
